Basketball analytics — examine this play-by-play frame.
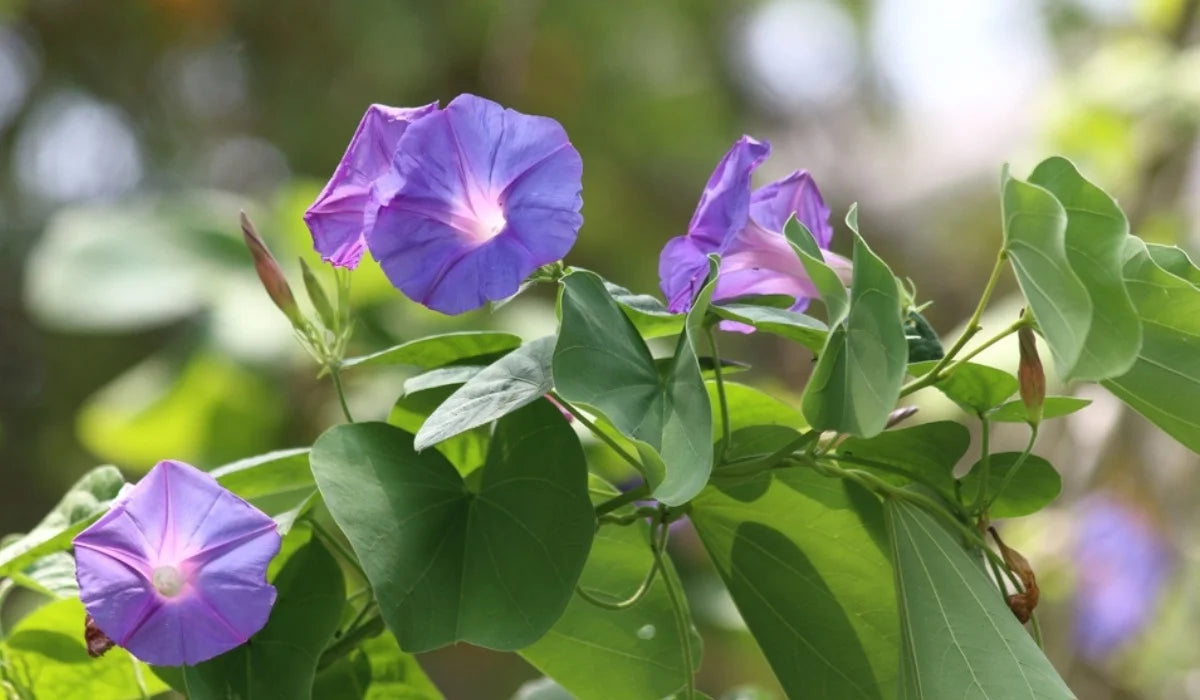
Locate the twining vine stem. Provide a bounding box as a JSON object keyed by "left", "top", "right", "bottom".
{"left": 654, "top": 510, "right": 696, "bottom": 700}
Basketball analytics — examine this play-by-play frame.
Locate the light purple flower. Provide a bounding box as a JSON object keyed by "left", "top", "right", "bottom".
{"left": 659, "top": 136, "right": 846, "bottom": 318}
{"left": 73, "top": 460, "right": 281, "bottom": 666}
{"left": 1072, "top": 495, "right": 1171, "bottom": 661}
{"left": 369, "top": 94, "right": 584, "bottom": 315}
{"left": 304, "top": 102, "right": 439, "bottom": 268}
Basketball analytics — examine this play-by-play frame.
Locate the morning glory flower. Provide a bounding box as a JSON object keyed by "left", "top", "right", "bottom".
{"left": 304, "top": 102, "right": 439, "bottom": 268}
{"left": 73, "top": 460, "right": 281, "bottom": 666}
{"left": 368, "top": 94, "right": 584, "bottom": 314}
{"left": 659, "top": 136, "right": 846, "bottom": 317}
{"left": 1072, "top": 495, "right": 1171, "bottom": 661}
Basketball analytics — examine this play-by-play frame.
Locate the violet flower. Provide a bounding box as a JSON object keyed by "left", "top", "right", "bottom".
{"left": 370, "top": 94, "right": 583, "bottom": 314}
{"left": 73, "top": 460, "right": 281, "bottom": 666}
{"left": 659, "top": 136, "right": 847, "bottom": 319}
{"left": 304, "top": 102, "right": 438, "bottom": 268}
{"left": 1072, "top": 494, "right": 1171, "bottom": 661}
{"left": 306, "top": 94, "right": 584, "bottom": 315}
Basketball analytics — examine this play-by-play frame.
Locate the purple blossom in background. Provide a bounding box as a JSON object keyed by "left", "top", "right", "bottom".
{"left": 304, "top": 102, "right": 438, "bottom": 268}
{"left": 1072, "top": 494, "right": 1171, "bottom": 661}
{"left": 73, "top": 460, "right": 281, "bottom": 666}
{"left": 659, "top": 136, "right": 848, "bottom": 319}
{"left": 306, "top": 94, "right": 584, "bottom": 315}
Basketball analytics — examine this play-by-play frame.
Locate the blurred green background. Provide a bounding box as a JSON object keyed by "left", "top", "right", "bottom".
{"left": 1, "top": 0, "right": 1199, "bottom": 697}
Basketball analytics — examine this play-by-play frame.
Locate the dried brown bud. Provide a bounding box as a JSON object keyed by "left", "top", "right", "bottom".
{"left": 240, "top": 212, "right": 304, "bottom": 329}
{"left": 991, "top": 527, "right": 1040, "bottom": 624}
{"left": 1017, "top": 325, "right": 1044, "bottom": 427}
{"left": 84, "top": 614, "right": 116, "bottom": 658}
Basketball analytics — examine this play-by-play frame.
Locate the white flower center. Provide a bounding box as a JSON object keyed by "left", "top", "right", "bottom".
{"left": 152, "top": 565, "right": 186, "bottom": 597}
{"left": 468, "top": 199, "right": 507, "bottom": 244}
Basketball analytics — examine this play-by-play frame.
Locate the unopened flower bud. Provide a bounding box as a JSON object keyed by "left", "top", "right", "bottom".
{"left": 1017, "top": 325, "right": 1044, "bottom": 427}
{"left": 240, "top": 212, "right": 304, "bottom": 329}
{"left": 300, "top": 257, "right": 338, "bottom": 332}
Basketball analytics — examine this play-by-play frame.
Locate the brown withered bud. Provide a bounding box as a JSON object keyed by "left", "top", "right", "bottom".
{"left": 1017, "top": 325, "right": 1044, "bottom": 427}
{"left": 240, "top": 212, "right": 304, "bottom": 329}
{"left": 991, "top": 527, "right": 1040, "bottom": 624}
{"left": 84, "top": 614, "right": 116, "bottom": 658}
{"left": 885, "top": 405, "right": 919, "bottom": 429}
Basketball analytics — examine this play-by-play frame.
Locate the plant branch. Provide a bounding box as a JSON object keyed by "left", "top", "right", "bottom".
{"left": 899, "top": 251, "right": 1008, "bottom": 398}
{"left": 595, "top": 484, "right": 650, "bottom": 517}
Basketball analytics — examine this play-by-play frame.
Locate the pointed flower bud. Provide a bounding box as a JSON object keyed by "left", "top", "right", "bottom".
{"left": 1017, "top": 325, "right": 1044, "bottom": 427}
{"left": 299, "top": 258, "right": 338, "bottom": 332}
{"left": 240, "top": 212, "right": 304, "bottom": 329}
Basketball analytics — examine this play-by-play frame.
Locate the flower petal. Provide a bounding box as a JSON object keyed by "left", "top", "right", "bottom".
{"left": 749, "top": 170, "right": 833, "bottom": 248}
{"left": 687, "top": 136, "right": 770, "bottom": 251}
{"left": 304, "top": 103, "right": 438, "bottom": 268}
{"left": 370, "top": 94, "right": 583, "bottom": 314}
{"left": 121, "top": 584, "right": 273, "bottom": 665}
{"left": 714, "top": 221, "right": 818, "bottom": 308}
{"left": 658, "top": 136, "right": 769, "bottom": 311}
{"left": 659, "top": 235, "right": 714, "bottom": 313}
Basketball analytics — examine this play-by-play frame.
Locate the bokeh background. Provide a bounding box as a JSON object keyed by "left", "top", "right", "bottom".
{"left": 2, "top": 0, "right": 1199, "bottom": 697}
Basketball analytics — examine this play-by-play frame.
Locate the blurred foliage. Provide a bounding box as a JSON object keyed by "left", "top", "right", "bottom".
{"left": 1, "top": 0, "right": 1200, "bottom": 697}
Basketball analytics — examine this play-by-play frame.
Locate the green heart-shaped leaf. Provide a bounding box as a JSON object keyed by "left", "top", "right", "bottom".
{"left": 1028, "top": 157, "right": 1141, "bottom": 381}
{"left": 801, "top": 232, "right": 907, "bottom": 437}
{"left": 310, "top": 400, "right": 594, "bottom": 652}
{"left": 554, "top": 270, "right": 712, "bottom": 505}
{"left": 1001, "top": 169, "right": 1093, "bottom": 380}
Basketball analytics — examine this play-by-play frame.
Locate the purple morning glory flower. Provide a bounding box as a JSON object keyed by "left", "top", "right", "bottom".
{"left": 1072, "top": 494, "right": 1171, "bottom": 661}
{"left": 659, "top": 136, "right": 846, "bottom": 318}
{"left": 368, "top": 94, "right": 584, "bottom": 315}
{"left": 304, "top": 102, "right": 439, "bottom": 268}
{"left": 73, "top": 460, "right": 281, "bottom": 666}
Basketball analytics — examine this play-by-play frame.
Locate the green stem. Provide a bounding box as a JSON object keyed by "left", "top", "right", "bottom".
{"left": 308, "top": 517, "right": 368, "bottom": 582}
{"left": 318, "top": 614, "right": 386, "bottom": 670}
{"left": 654, "top": 517, "right": 695, "bottom": 700}
{"left": 899, "top": 251, "right": 1008, "bottom": 398}
{"left": 986, "top": 554, "right": 1009, "bottom": 598}
{"left": 576, "top": 524, "right": 664, "bottom": 611}
{"left": 595, "top": 484, "right": 650, "bottom": 517}
{"left": 550, "top": 391, "right": 644, "bottom": 474}
{"left": 328, "top": 363, "right": 355, "bottom": 423}
{"left": 970, "top": 416, "right": 992, "bottom": 513}
{"left": 1029, "top": 612, "right": 1045, "bottom": 648}
{"left": 342, "top": 599, "right": 377, "bottom": 638}
{"left": 819, "top": 460, "right": 986, "bottom": 552}
{"left": 598, "top": 506, "right": 660, "bottom": 527}
{"left": 829, "top": 453, "right": 963, "bottom": 514}
{"left": 985, "top": 426, "right": 1038, "bottom": 511}
{"left": 706, "top": 324, "right": 732, "bottom": 457}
